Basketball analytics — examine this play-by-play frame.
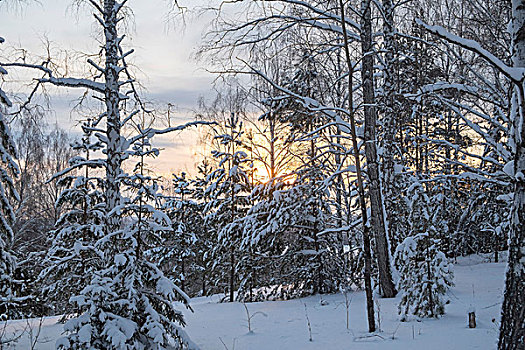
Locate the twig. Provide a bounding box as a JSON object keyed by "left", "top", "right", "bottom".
{"left": 342, "top": 289, "right": 353, "bottom": 330}
{"left": 242, "top": 302, "right": 267, "bottom": 334}
{"left": 304, "top": 303, "right": 313, "bottom": 342}
{"left": 28, "top": 316, "right": 45, "bottom": 350}
{"left": 219, "top": 337, "right": 236, "bottom": 350}
{"left": 354, "top": 333, "right": 386, "bottom": 341}
{"left": 390, "top": 322, "right": 401, "bottom": 340}
{"left": 375, "top": 298, "right": 382, "bottom": 332}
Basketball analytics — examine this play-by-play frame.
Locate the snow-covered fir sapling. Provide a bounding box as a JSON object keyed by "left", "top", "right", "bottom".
{"left": 205, "top": 112, "right": 251, "bottom": 302}
{"left": 191, "top": 159, "right": 215, "bottom": 297}
{"left": 39, "top": 119, "right": 105, "bottom": 317}
{"left": 56, "top": 121, "right": 197, "bottom": 349}
{"left": 395, "top": 182, "right": 454, "bottom": 319}
{"left": 154, "top": 172, "right": 198, "bottom": 294}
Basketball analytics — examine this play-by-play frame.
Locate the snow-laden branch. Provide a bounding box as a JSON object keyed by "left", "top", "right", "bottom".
{"left": 238, "top": 59, "right": 357, "bottom": 136}
{"left": 416, "top": 19, "right": 525, "bottom": 83}
{"left": 126, "top": 120, "right": 216, "bottom": 146}
{"left": 39, "top": 77, "right": 106, "bottom": 94}
{"left": 49, "top": 159, "right": 106, "bottom": 182}
{"left": 0, "top": 62, "right": 129, "bottom": 100}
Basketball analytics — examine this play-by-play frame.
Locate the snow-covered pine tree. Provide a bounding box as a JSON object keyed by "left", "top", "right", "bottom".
{"left": 395, "top": 232, "right": 453, "bottom": 319}
{"left": 156, "top": 172, "right": 199, "bottom": 295}
{"left": 233, "top": 72, "right": 298, "bottom": 302}
{"left": 12, "top": 119, "right": 77, "bottom": 316}
{"left": 282, "top": 52, "right": 346, "bottom": 297}
{"left": 39, "top": 118, "right": 106, "bottom": 316}
{"left": 0, "top": 1, "right": 201, "bottom": 347}
{"left": 241, "top": 172, "right": 347, "bottom": 300}
{"left": 394, "top": 181, "right": 454, "bottom": 319}
{"left": 239, "top": 179, "right": 286, "bottom": 301}
{"left": 242, "top": 60, "right": 348, "bottom": 297}
{"left": 57, "top": 121, "right": 196, "bottom": 349}
{"left": 0, "top": 36, "right": 20, "bottom": 320}
{"left": 205, "top": 112, "right": 251, "bottom": 302}
{"left": 191, "top": 159, "right": 215, "bottom": 297}
{"left": 276, "top": 176, "right": 342, "bottom": 296}
{"left": 241, "top": 49, "right": 345, "bottom": 299}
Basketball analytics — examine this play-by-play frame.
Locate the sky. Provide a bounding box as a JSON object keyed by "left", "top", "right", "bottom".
{"left": 2, "top": 0, "right": 217, "bottom": 176}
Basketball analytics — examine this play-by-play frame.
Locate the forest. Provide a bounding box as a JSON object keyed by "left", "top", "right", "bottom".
{"left": 0, "top": 0, "right": 523, "bottom": 349}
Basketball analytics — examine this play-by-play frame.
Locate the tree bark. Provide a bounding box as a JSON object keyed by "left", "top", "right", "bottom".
{"left": 229, "top": 115, "right": 236, "bottom": 303}
{"left": 338, "top": 0, "right": 376, "bottom": 332}
{"left": 469, "top": 311, "right": 476, "bottom": 329}
{"left": 230, "top": 245, "right": 235, "bottom": 302}
{"left": 380, "top": 0, "right": 400, "bottom": 253}
{"left": 499, "top": 3, "right": 525, "bottom": 349}
{"left": 360, "top": 0, "right": 397, "bottom": 298}
{"left": 103, "top": 0, "right": 123, "bottom": 232}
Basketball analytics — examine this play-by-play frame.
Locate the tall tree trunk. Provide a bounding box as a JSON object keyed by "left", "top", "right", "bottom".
{"left": 499, "top": 2, "right": 525, "bottom": 348}
{"left": 338, "top": 0, "right": 376, "bottom": 332}
{"left": 229, "top": 115, "right": 236, "bottom": 303}
{"left": 381, "top": 0, "right": 400, "bottom": 253}
{"left": 202, "top": 271, "right": 207, "bottom": 296}
{"left": 181, "top": 191, "right": 186, "bottom": 293}
{"left": 360, "top": 0, "right": 397, "bottom": 298}
{"left": 269, "top": 115, "right": 276, "bottom": 179}
{"left": 229, "top": 245, "right": 235, "bottom": 302}
{"left": 334, "top": 50, "right": 346, "bottom": 250}
{"left": 103, "top": 0, "right": 123, "bottom": 232}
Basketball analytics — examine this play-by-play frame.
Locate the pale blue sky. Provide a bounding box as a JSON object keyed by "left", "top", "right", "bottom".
{"left": 2, "top": 0, "right": 216, "bottom": 175}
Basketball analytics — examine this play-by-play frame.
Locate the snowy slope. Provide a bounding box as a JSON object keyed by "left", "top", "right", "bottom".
{"left": 4, "top": 256, "right": 505, "bottom": 350}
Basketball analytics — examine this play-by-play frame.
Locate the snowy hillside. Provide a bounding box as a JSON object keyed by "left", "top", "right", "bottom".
{"left": 5, "top": 256, "right": 506, "bottom": 350}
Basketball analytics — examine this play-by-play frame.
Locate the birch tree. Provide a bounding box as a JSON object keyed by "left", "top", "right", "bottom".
{"left": 500, "top": 2, "right": 525, "bottom": 347}
{"left": 359, "top": 0, "right": 397, "bottom": 298}
{"left": 417, "top": 0, "right": 524, "bottom": 346}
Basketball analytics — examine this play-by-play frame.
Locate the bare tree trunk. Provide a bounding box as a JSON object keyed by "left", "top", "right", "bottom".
{"left": 499, "top": 3, "right": 525, "bottom": 349}
{"left": 103, "top": 0, "right": 123, "bottom": 232}
{"left": 181, "top": 191, "right": 186, "bottom": 293}
{"left": 338, "top": 0, "right": 375, "bottom": 332}
{"left": 229, "top": 245, "right": 235, "bottom": 302}
{"left": 269, "top": 115, "right": 276, "bottom": 179}
{"left": 360, "top": 0, "right": 397, "bottom": 298}
{"left": 381, "top": 0, "right": 399, "bottom": 252}
{"left": 202, "top": 271, "right": 207, "bottom": 296}
{"left": 229, "top": 115, "right": 236, "bottom": 303}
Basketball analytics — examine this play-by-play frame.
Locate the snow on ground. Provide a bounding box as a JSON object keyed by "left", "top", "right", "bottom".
{"left": 3, "top": 255, "right": 506, "bottom": 349}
